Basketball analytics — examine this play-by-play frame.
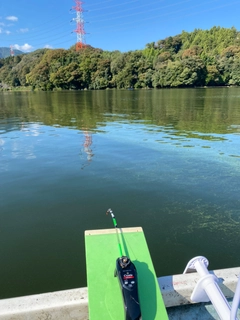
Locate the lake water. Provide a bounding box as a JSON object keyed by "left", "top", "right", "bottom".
{"left": 0, "top": 88, "right": 240, "bottom": 299}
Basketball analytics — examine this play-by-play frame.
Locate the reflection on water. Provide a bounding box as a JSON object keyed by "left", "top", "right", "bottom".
{"left": 1, "top": 88, "right": 240, "bottom": 134}
{"left": 81, "top": 130, "right": 93, "bottom": 167}
{"left": 0, "top": 88, "right": 240, "bottom": 299}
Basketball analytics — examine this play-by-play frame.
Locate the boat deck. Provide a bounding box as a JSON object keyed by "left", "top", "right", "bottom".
{"left": 168, "top": 299, "right": 239, "bottom": 319}
{"left": 1, "top": 266, "right": 240, "bottom": 319}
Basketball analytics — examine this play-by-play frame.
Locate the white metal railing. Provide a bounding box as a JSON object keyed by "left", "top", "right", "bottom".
{"left": 184, "top": 256, "right": 240, "bottom": 320}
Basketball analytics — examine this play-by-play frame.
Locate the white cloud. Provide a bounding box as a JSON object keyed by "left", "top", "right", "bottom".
{"left": 18, "top": 28, "right": 29, "bottom": 33}
{"left": 13, "top": 43, "right": 33, "bottom": 52}
{"left": 6, "top": 16, "right": 18, "bottom": 22}
{"left": 44, "top": 44, "right": 53, "bottom": 49}
{"left": 0, "top": 27, "right": 11, "bottom": 34}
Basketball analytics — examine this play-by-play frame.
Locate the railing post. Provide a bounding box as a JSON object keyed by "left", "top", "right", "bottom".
{"left": 183, "top": 256, "right": 235, "bottom": 320}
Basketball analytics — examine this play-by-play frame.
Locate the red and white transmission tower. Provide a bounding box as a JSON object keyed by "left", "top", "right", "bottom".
{"left": 10, "top": 45, "right": 14, "bottom": 57}
{"left": 73, "top": 0, "right": 86, "bottom": 51}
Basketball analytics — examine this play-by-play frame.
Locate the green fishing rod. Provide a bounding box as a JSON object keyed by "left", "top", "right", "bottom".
{"left": 106, "top": 208, "right": 142, "bottom": 320}
{"left": 106, "top": 208, "right": 123, "bottom": 257}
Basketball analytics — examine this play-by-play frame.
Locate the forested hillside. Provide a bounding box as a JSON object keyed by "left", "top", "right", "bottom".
{"left": 1, "top": 27, "right": 240, "bottom": 90}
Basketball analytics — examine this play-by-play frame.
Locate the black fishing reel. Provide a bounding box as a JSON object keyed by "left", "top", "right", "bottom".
{"left": 118, "top": 256, "right": 131, "bottom": 268}
{"left": 115, "top": 256, "right": 142, "bottom": 320}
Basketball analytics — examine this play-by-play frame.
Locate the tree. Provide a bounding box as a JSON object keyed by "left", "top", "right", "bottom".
{"left": 205, "top": 65, "right": 223, "bottom": 86}
{"left": 1, "top": 26, "right": 240, "bottom": 90}
{"left": 229, "top": 59, "right": 240, "bottom": 85}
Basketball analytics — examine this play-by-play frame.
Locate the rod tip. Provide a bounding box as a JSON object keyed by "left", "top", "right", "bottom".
{"left": 106, "top": 208, "right": 112, "bottom": 215}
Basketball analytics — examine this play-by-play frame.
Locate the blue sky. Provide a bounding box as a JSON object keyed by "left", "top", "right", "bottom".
{"left": 1, "top": 0, "right": 240, "bottom": 53}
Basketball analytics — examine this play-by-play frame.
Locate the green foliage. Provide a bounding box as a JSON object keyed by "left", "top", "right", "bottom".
{"left": 181, "top": 27, "right": 239, "bottom": 56}
{"left": 156, "top": 35, "right": 182, "bottom": 54}
{"left": 1, "top": 27, "right": 240, "bottom": 90}
{"left": 205, "top": 65, "right": 223, "bottom": 86}
{"left": 152, "top": 57, "right": 206, "bottom": 88}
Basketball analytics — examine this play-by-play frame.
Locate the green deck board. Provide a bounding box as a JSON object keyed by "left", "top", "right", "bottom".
{"left": 85, "top": 227, "right": 168, "bottom": 320}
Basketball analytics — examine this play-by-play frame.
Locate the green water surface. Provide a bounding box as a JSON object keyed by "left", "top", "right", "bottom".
{"left": 0, "top": 88, "right": 240, "bottom": 299}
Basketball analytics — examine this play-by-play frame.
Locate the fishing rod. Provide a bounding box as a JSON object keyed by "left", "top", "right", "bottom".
{"left": 106, "top": 208, "right": 142, "bottom": 320}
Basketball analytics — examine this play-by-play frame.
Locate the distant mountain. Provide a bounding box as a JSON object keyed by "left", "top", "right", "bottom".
{"left": 0, "top": 47, "right": 24, "bottom": 58}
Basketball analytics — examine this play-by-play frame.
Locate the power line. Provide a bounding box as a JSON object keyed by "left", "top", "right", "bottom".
{"left": 88, "top": 0, "right": 240, "bottom": 30}
{"left": 4, "top": 0, "right": 240, "bottom": 52}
